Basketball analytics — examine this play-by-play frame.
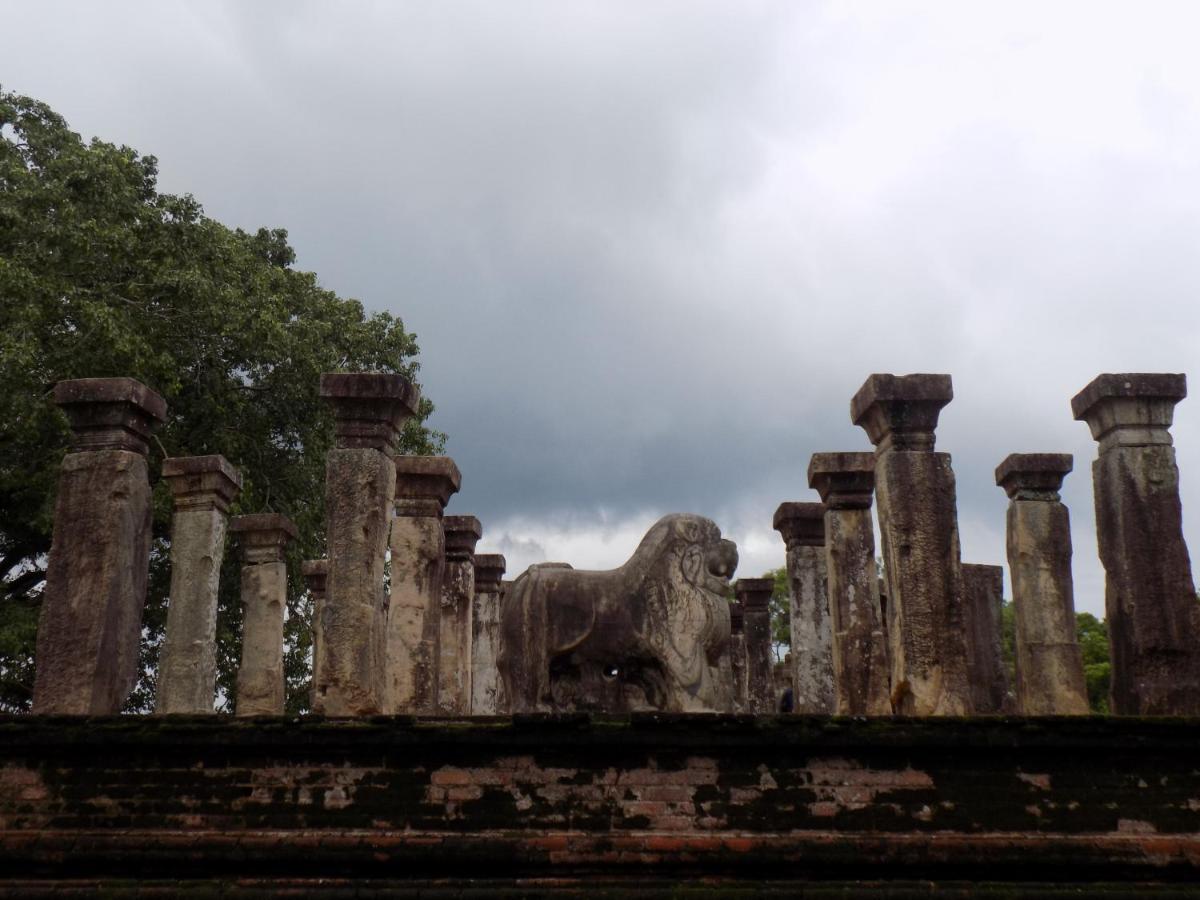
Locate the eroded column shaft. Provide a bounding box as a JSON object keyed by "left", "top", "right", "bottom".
{"left": 825, "top": 507, "right": 891, "bottom": 715}
{"left": 32, "top": 378, "right": 165, "bottom": 715}
{"left": 157, "top": 455, "right": 241, "bottom": 714}
{"left": 738, "top": 579, "right": 775, "bottom": 714}
{"left": 774, "top": 503, "right": 833, "bottom": 714}
{"left": 961, "top": 563, "right": 1013, "bottom": 714}
{"left": 438, "top": 516, "right": 481, "bottom": 715}
{"left": 1073, "top": 373, "right": 1200, "bottom": 715}
{"left": 470, "top": 554, "right": 506, "bottom": 714}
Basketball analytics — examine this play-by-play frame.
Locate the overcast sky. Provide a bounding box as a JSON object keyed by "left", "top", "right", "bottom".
{"left": 9, "top": 1, "right": 1200, "bottom": 615}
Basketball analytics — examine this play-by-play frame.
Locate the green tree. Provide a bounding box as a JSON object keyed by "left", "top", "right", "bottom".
{"left": 0, "top": 91, "right": 443, "bottom": 713}
{"left": 760, "top": 567, "right": 791, "bottom": 662}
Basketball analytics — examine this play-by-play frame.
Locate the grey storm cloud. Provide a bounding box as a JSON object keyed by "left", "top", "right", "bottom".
{"left": 8, "top": 1, "right": 1200, "bottom": 605}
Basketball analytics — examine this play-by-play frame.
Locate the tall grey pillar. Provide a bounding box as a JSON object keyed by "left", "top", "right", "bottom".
{"left": 33, "top": 378, "right": 166, "bottom": 714}
{"left": 852, "top": 373, "right": 971, "bottom": 715}
{"left": 438, "top": 515, "right": 482, "bottom": 714}
{"left": 232, "top": 513, "right": 297, "bottom": 716}
{"left": 314, "top": 373, "right": 419, "bottom": 716}
{"left": 471, "top": 553, "right": 507, "bottom": 714}
{"left": 157, "top": 455, "right": 242, "bottom": 714}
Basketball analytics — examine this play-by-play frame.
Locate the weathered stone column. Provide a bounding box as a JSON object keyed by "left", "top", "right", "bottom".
{"left": 808, "top": 453, "right": 891, "bottom": 716}
{"left": 231, "top": 514, "right": 296, "bottom": 716}
{"left": 156, "top": 455, "right": 242, "bottom": 714}
{"left": 314, "top": 373, "right": 418, "bottom": 716}
{"left": 384, "top": 456, "right": 461, "bottom": 714}
{"left": 438, "top": 515, "right": 482, "bottom": 715}
{"left": 852, "top": 373, "right": 971, "bottom": 716}
{"left": 302, "top": 559, "right": 328, "bottom": 707}
{"left": 737, "top": 578, "right": 775, "bottom": 714}
{"left": 960, "top": 563, "right": 1014, "bottom": 714}
{"left": 32, "top": 377, "right": 166, "bottom": 715}
{"left": 1073, "top": 374, "right": 1200, "bottom": 715}
{"left": 995, "top": 453, "right": 1089, "bottom": 715}
{"left": 471, "top": 553, "right": 506, "bottom": 714}
{"left": 772, "top": 502, "right": 834, "bottom": 714}
{"left": 728, "top": 601, "right": 748, "bottom": 712}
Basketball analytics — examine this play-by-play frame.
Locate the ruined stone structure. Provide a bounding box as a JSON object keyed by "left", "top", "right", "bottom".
{"left": 23, "top": 366, "right": 1200, "bottom": 890}
{"left": 301, "top": 559, "right": 328, "bottom": 707}
{"left": 385, "top": 455, "right": 461, "bottom": 714}
{"left": 960, "top": 563, "right": 1013, "bottom": 714}
{"left": 438, "top": 515, "right": 481, "bottom": 715}
{"left": 737, "top": 577, "right": 775, "bottom": 714}
{"left": 1073, "top": 373, "right": 1200, "bottom": 715}
{"left": 499, "top": 515, "right": 737, "bottom": 713}
{"left": 471, "top": 553, "right": 506, "bottom": 714}
{"left": 314, "top": 373, "right": 419, "bottom": 716}
{"left": 231, "top": 513, "right": 298, "bottom": 717}
{"left": 808, "top": 453, "right": 891, "bottom": 716}
{"left": 32, "top": 378, "right": 165, "bottom": 715}
{"left": 727, "top": 600, "right": 748, "bottom": 712}
{"left": 156, "top": 455, "right": 242, "bottom": 715}
{"left": 772, "top": 502, "right": 834, "bottom": 715}
{"left": 996, "top": 453, "right": 1089, "bottom": 715}
{"left": 852, "top": 374, "right": 971, "bottom": 716}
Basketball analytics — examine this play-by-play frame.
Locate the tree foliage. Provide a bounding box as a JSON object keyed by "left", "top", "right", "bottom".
{"left": 0, "top": 91, "right": 443, "bottom": 713}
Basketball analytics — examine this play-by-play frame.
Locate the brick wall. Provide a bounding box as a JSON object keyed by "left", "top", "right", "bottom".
{"left": 0, "top": 714, "right": 1198, "bottom": 893}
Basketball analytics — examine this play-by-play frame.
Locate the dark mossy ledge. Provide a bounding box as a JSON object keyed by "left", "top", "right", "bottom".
{"left": 1, "top": 712, "right": 1199, "bottom": 751}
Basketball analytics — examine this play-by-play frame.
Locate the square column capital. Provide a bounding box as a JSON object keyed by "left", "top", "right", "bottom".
{"left": 231, "top": 513, "right": 298, "bottom": 564}
{"left": 301, "top": 559, "right": 329, "bottom": 597}
{"left": 851, "top": 373, "right": 952, "bottom": 452}
{"left": 444, "top": 515, "right": 483, "bottom": 561}
{"left": 773, "top": 501, "right": 826, "bottom": 548}
{"left": 394, "top": 455, "right": 461, "bottom": 515}
{"left": 473, "top": 554, "right": 507, "bottom": 593}
{"left": 995, "top": 453, "right": 1073, "bottom": 500}
{"left": 163, "top": 455, "right": 242, "bottom": 513}
{"left": 319, "top": 373, "right": 420, "bottom": 456}
{"left": 53, "top": 377, "right": 167, "bottom": 455}
{"left": 1072, "top": 373, "right": 1186, "bottom": 452}
{"left": 734, "top": 578, "right": 775, "bottom": 611}
{"left": 808, "top": 452, "right": 876, "bottom": 509}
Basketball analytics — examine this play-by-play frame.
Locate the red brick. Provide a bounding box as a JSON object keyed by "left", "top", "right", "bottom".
{"left": 430, "top": 768, "right": 472, "bottom": 786}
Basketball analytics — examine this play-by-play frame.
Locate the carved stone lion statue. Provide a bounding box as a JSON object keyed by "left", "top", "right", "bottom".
{"left": 497, "top": 514, "right": 738, "bottom": 713}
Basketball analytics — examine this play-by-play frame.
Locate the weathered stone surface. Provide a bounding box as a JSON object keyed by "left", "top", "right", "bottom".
{"left": 727, "top": 600, "right": 747, "bottom": 712}
{"left": 51, "top": 376, "right": 167, "bottom": 455}
{"left": 471, "top": 553, "right": 507, "bottom": 714}
{"left": 32, "top": 378, "right": 165, "bottom": 715}
{"left": 850, "top": 373, "right": 952, "bottom": 453}
{"left": 231, "top": 514, "right": 297, "bottom": 717}
{"left": 438, "top": 515, "right": 482, "bottom": 715}
{"left": 996, "top": 453, "right": 1088, "bottom": 715}
{"left": 315, "top": 373, "right": 416, "bottom": 716}
{"left": 772, "top": 502, "right": 833, "bottom": 714}
{"left": 156, "top": 455, "right": 242, "bottom": 714}
{"left": 302, "top": 559, "right": 328, "bottom": 707}
{"left": 808, "top": 453, "right": 891, "bottom": 716}
{"left": 500, "top": 515, "right": 738, "bottom": 713}
{"left": 853, "top": 373, "right": 971, "bottom": 716}
{"left": 738, "top": 577, "right": 775, "bottom": 714}
{"left": 960, "top": 563, "right": 1014, "bottom": 714}
{"left": 1073, "top": 374, "right": 1200, "bottom": 715}
{"left": 318, "top": 372, "right": 420, "bottom": 456}
{"left": 385, "top": 456, "right": 460, "bottom": 714}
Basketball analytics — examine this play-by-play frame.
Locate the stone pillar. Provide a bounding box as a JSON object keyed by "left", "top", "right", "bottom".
{"left": 808, "top": 453, "right": 891, "bottom": 716}
{"left": 32, "top": 377, "right": 166, "bottom": 714}
{"left": 302, "top": 559, "right": 328, "bottom": 708}
{"left": 1072, "top": 374, "right": 1200, "bottom": 715}
{"left": 231, "top": 514, "right": 297, "bottom": 716}
{"left": 728, "top": 601, "right": 748, "bottom": 712}
{"left": 995, "top": 453, "right": 1090, "bottom": 715}
{"left": 438, "top": 515, "right": 481, "bottom": 715}
{"left": 737, "top": 578, "right": 775, "bottom": 714}
{"left": 851, "top": 373, "right": 971, "bottom": 716}
{"left": 314, "top": 373, "right": 418, "bottom": 716}
{"left": 471, "top": 553, "right": 506, "bottom": 714}
{"left": 384, "top": 456, "right": 461, "bottom": 714}
{"left": 156, "top": 455, "right": 242, "bottom": 714}
{"left": 772, "top": 502, "right": 834, "bottom": 714}
{"left": 960, "top": 563, "right": 1014, "bottom": 714}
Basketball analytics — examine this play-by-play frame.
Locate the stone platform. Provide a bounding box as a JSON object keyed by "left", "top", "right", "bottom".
{"left": 0, "top": 715, "right": 1198, "bottom": 895}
